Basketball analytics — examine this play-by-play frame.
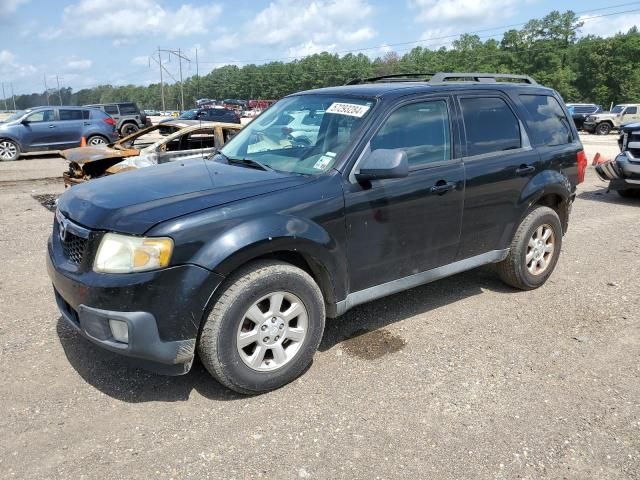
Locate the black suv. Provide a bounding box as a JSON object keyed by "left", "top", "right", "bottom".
{"left": 85, "top": 102, "right": 151, "bottom": 136}
{"left": 48, "top": 73, "right": 586, "bottom": 394}
{"left": 160, "top": 107, "right": 241, "bottom": 124}
{"left": 567, "top": 103, "right": 601, "bottom": 130}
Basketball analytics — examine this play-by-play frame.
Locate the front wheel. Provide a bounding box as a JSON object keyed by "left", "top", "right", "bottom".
{"left": 198, "top": 260, "right": 325, "bottom": 394}
{"left": 497, "top": 206, "right": 563, "bottom": 290}
{"left": 0, "top": 139, "right": 20, "bottom": 161}
{"left": 596, "top": 122, "right": 612, "bottom": 135}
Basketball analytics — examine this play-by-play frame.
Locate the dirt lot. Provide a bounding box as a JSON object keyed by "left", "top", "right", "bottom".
{"left": 0, "top": 134, "right": 638, "bottom": 479}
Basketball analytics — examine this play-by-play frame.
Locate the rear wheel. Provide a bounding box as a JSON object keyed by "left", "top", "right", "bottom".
{"left": 596, "top": 122, "right": 612, "bottom": 135}
{"left": 0, "top": 139, "right": 20, "bottom": 161}
{"left": 86, "top": 135, "right": 108, "bottom": 146}
{"left": 497, "top": 206, "right": 563, "bottom": 290}
{"left": 198, "top": 260, "right": 325, "bottom": 394}
{"left": 120, "top": 123, "right": 139, "bottom": 137}
{"left": 617, "top": 189, "right": 639, "bottom": 198}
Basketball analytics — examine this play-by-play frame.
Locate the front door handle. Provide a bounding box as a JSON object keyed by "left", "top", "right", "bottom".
{"left": 516, "top": 164, "right": 535, "bottom": 176}
{"left": 430, "top": 181, "right": 456, "bottom": 195}
{"left": 48, "top": 124, "right": 56, "bottom": 128}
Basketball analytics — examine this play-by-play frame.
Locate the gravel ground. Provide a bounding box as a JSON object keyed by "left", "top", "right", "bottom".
{"left": 0, "top": 134, "right": 638, "bottom": 479}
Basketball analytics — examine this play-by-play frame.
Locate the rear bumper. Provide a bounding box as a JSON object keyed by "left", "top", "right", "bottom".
{"left": 595, "top": 151, "right": 640, "bottom": 190}
{"left": 47, "top": 237, "right": 224, "bottom": 374}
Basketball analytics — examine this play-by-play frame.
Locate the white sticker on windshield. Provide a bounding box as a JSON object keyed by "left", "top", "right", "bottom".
{"left": 313, "top": 153, "right": 335, "bottom": 170}
{"left": 326, "top": 102, "right": 370, "bottom": 117}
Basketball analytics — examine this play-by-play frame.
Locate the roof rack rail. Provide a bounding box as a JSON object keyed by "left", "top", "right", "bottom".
{"left": 428, "top": 72, "right": 537, "bottom": 85}
{"left": 345, "top": 73, "right": 435, "bottom": 85}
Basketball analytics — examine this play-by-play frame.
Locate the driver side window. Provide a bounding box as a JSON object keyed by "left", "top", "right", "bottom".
{"left": 26, "top": 110, "right": 55, "bottom": 122}
{"left": 370, "top": 100, "right": 451, "bottom": 167}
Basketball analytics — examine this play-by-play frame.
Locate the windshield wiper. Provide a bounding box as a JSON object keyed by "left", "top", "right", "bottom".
{"left": 225, "top": 156, "right": 274, "bottom": 172}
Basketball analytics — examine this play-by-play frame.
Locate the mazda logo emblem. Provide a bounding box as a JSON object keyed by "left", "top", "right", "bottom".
{"left": 58, "top": 218, "right": 68, "bottom": 242}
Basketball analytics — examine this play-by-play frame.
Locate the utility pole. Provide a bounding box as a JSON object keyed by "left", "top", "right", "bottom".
{"left": 1, "top": 83, "right": 7, "bottom": 111}
{"left": 158, "top": 47, "right": 165, "bottom": 112}
{"left": 178, "top": 48, "right": 185, "bottom": 112}
{"left": 56, "top": 75, "right": 62, "bottom": 105}
{"left": 11, "top": 83, "right": 16, "bottom": 110}
{"left": 195, "top": 47, "right": 199, "bottom": 101}
{"left": 43, "top": 74, "right": 50, "bottom": 106}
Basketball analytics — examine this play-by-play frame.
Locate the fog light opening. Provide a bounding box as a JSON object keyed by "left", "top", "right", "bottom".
{"left": 109, "top": 319, "right": 129, "bottom": 344}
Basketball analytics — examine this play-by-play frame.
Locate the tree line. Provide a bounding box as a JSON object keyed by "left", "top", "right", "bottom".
{"left": 5, "top": 10, "right": 640, "bottom": 111}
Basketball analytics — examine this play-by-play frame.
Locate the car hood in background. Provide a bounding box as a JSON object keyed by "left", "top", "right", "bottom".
{"left": 61, "top": 145, "right": 141, "bottom": 177}
{"left": 56, "top": 158, "right": 313, "bottom": 234}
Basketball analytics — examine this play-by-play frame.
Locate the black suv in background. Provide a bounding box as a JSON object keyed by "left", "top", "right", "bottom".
{"left": 160, "top": 107, "right": 241, "bottom": 124}
{"left": 85, "top": 102, "right": 151, "bottom": 136}
{"left": 567, "top": 103, "right": 601, "bottom": 130}
{"left": 48, "top": 72, "right": 586, "bottom": 394}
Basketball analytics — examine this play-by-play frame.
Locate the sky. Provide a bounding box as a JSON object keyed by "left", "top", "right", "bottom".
{"left": 0, "top": 0, "right": 638, "bottom": 95}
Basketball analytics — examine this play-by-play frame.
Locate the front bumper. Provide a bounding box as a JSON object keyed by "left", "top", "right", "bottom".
{"left": 582, "top": 121, "right": 597, "bottom": 132}
{"left": 47, "top": 234, "right": 224, "bottom": 374}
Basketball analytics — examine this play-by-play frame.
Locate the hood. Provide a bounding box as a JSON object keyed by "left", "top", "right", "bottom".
{"left": 61, "top": 145, "right": 141, "bottom": 177}
{"left": 57, "top": 158, "right": 313, "bottom": 234}
{"left": 592, "top": 112, "right": 618, "bottom": 119}
{"left": 620, "top": 122, "right": 640, "bottom": 133}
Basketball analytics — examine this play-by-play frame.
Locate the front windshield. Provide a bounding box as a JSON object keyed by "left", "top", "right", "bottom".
{"left": 3, "top": 110, "right": 26, "bottom": 123}
{"left": 611, "top": 105, "right": 625, "bottom": 114}
{"left": 219, "top": 94, "right": 375, "bottom": 174}
{"left": 179, "top": 109, "right": 199, "bottom": 120}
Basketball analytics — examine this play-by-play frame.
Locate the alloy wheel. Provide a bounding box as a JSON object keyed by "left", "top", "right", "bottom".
{"left": 88, "top": 137, "right": 106, "bottom": 146}
{"left": 526, "top": 224, "right": 555, "bottom": 275}
{"left": 236, "top": 291, "right": 308, "bottom": 372}
{"left": 0, "top": 141, "right": 18, "bottom": 160}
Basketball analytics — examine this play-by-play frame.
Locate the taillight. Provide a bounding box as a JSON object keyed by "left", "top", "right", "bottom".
{"left": 577, "top": 150, "right": 587, "bottom": 184}
{"left": 103, "top": 117, "right": 116, "bottom": 126}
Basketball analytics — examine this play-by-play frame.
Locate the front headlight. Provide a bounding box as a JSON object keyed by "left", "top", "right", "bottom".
{"left": 94, "top": 232, "right": 173, "bottom": 273}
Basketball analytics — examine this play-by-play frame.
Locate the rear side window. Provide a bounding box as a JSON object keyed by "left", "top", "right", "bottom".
{"left": 104, "top": 105, "right": 119, "bottom": 115}
{"left": 520, "top": 95, "right": 572, "bottom": 146}
{"left": 118, "top": 103, "right": 138, "bottom": 115}
{"left": 59, "top": 109, "right": 84, "bottom": 121}
{"left": 574, "top": 105, "right": 596, "bottom": 114}
{"left": 460, "top": 97, "right": 521, "bottom": 156}
{"left": 371, "top": 100, "right": 450, "bottom": 167}
{"left": 82, "top": 110, "right": 91, "bottom": 120}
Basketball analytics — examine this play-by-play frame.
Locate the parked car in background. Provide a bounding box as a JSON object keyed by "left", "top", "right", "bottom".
{"left": 159, "top": 107, "right": 241, "bottom": 124}
{"left": 144, "top": 109, "right": 160, "bottom": 116}
{"left": 85, "top": 102, "right": 151, "bottom": 137}
{"left": 0, "top": 106, "right": 118, "bottom": 161}
{"left": 566, "top": 103, "right": 601, "bottom": 130}
{"left": 594, "top": 121, "right": 640, "bottom": 197}
{"left": 583, "top": 103, "right": 640, "bottom": 135}
{"left": 48, "top": 72, "right": 586, "bottom": 394}
{"left": 61, "top": 120, "right": 242, "bottom": 185}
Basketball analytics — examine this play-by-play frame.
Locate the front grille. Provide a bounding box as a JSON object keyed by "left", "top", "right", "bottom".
{"left": 61, "top": 231, "right": 87, "bottom": 265}
{"left": 56, "top": 210, "right": 91, "bottom": 266}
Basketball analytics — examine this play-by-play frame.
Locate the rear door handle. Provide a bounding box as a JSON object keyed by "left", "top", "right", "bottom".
{"left": 430, "top": 181, "right": 456, "bottom": 195}
{"left": 48, "top": 124, "right": 56, "bottom": 128}
{"left": 83, "top": 122, "right": 91, "bottom": 126}
{"left": 516, "top": 165, "right": 535, "bottom": 176}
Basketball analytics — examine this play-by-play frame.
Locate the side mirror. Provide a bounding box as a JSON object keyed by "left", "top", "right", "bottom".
{"left": 21, "top": 118, "right": 30, "bottom": 125}
{"left": 355, "top": 149, "right": 409, "bottom": 182}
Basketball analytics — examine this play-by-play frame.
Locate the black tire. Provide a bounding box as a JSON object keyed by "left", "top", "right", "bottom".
{"left": 86, "top": 135, "right": 108, "bottom": 146}
{"left": 617, "top": 189, "right": 638, "bottom": 198}
{"left": 198, "top": 260, "right": 325, "bottom": 394}
{"left": 596, "top": 122, "right": 611, "bottom": 135}
{"left": 497, "top": 206, "right": 563, "bottom": 290}
{"left": 120, "top": 123, "right": 139, "bottom": 137}
{"left": 0, "top": 139, "right": 20, "bottom": 161}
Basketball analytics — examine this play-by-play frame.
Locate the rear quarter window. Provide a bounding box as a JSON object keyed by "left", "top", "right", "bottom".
{"left": 118, "top": 103, "right": 138, "bottom": 115}
{"left": 520, "top": 95, "right": 573, "bottom": 146}
{"left": 104, "top": 105, "right": 119, "bottom": 115}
